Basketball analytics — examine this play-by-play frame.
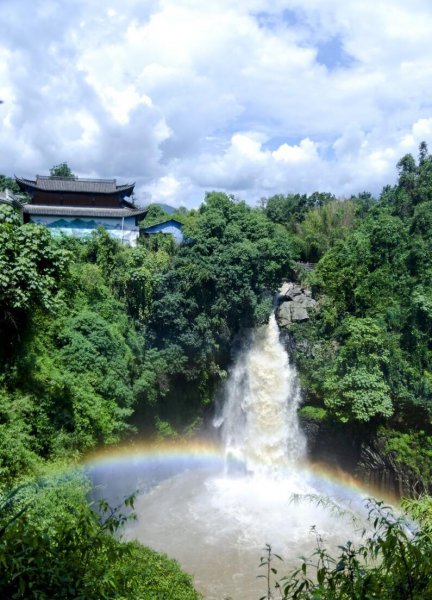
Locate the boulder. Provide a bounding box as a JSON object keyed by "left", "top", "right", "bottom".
{"left": 276, "top": 281, "right": 317, "bottom": 327}
{"left": 277, "top": 302, "right": 293, "bottom": 326}
{"left": 290, "top": 301, "right": 309, "bottom": 322}
{"left": 296, "top": 294, "right": 317, "bottom": 308}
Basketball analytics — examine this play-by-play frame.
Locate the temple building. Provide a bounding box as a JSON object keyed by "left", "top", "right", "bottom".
{"left": 16, "top": 175, "right": 147, "bottom": 246}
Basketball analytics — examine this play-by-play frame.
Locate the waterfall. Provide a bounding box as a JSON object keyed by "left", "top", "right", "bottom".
{"left": 122, "top": 313, "right": 373, "bottom": 600}
{"left": 220, "top": 313, "right": 306, "bottom": 475}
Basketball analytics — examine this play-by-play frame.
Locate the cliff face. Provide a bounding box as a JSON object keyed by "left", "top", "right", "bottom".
{"left": 302, "top": 415, "right": 427, "bottom": 498}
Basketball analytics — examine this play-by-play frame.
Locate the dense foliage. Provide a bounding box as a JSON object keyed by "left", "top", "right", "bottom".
{"left": 0, "top": 231, "right": 146, "bottom": 485}
{"left": 142, "top": 192, "right": 296, "bottom": 427}
{"left": 0, "top": 175, "right": 20, "bottom": 193}
{"left": 268, "top": 146, "right": 432, "bottom": 488}
{"left": 0, "top": 476, "right": 200, "bottom": 599}
{"left": 0, "top": 189, "right": 297, "bottom": 475}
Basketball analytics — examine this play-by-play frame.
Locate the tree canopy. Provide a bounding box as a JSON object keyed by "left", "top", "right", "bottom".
{"left": 49, "top": 162, "right": 74, "bottom": 178}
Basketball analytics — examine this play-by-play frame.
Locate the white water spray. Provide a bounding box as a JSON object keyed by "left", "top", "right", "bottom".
{"left": 221, "top": 313, "right": 306, "bottom": 474}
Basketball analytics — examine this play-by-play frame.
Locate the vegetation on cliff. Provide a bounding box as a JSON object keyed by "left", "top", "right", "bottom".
{"left": 273, "top": 144, "right": 432, "bottom": 493}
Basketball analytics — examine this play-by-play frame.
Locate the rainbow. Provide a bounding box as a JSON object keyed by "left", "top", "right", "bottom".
{"left": 83, "top": 438, "right": 224, "bottom": 467}
{"left": 80, "top": 438, "right": 397, "bottom": 506}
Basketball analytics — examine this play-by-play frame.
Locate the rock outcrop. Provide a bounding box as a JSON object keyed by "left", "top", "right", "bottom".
{"left": 276, "top": 282, "right": 317, "bottom": 327}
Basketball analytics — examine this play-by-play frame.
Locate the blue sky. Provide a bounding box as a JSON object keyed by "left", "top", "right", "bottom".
{"left": 1, "top": 0, "right": 432, "bottom": 207}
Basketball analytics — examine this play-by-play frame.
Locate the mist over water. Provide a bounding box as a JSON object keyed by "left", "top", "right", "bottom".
{"left": 105, "top": 314, "right": 373, "bottom": 599}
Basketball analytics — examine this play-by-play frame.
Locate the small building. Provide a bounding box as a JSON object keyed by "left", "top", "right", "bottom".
{"left": 16, "top": 175, "right": 147, "bottom": 246}
{"left": 140, "top": 219, "right": 184, "bottom": 244}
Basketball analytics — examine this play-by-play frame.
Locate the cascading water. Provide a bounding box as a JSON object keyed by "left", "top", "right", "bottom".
{"left": 221, "top": 313, "right": 306, "bottom": 474}
{"left": 108, "top": 312, "right": 375, "bottom": 599}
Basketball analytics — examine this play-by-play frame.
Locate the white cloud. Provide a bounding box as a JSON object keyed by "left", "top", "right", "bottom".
{"left": 273, "top": 139, "right": 319, "bottom": 164}
{"left": 1, "top": 0, "right": 432, "bottom": 205}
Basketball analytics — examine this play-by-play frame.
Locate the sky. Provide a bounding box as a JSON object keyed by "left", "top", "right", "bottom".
{"left": 1, "top": 0, "right": 432, "bottom": 208}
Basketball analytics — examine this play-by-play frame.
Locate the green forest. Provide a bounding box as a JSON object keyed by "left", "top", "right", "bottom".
{"left": 2, "top": 145, "right": 432, "bottom": 598}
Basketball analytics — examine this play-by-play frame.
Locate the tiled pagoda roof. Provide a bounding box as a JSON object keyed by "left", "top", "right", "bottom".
{"left": 23, "top": 204, "right": 147, "bottom": 218}
{"left": 16, "top": 175, "right": 134, "bottom": 196}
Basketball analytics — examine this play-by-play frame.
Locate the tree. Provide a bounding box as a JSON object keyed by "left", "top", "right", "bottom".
{"left": 0, "top": 174, "right": 19, "bottom": 193}
{"left": 146, "top": 192, "right": 297, "bottom": 424}
{"left": 323, "top": 318, "right": 393, "bottom": 422}
{"left": 265, "top": 192, "right": 336, "bottom": 230}
{"left": 382, "top": 143, "right": 432, "bottom": 217}
{"left": 294, "top": 200, "right": 358, "bottom": 261}
{"left": 0, "top": 205, "right": 21, "bottom": 226}
{"left": 50, "top": 162, "right": 74, "bottom": 178}
{"left": 0, "top": 222, "right": 69, "bottom": 358}
{"left": 140, "top": 204, "right": 170, "bottom": 227}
